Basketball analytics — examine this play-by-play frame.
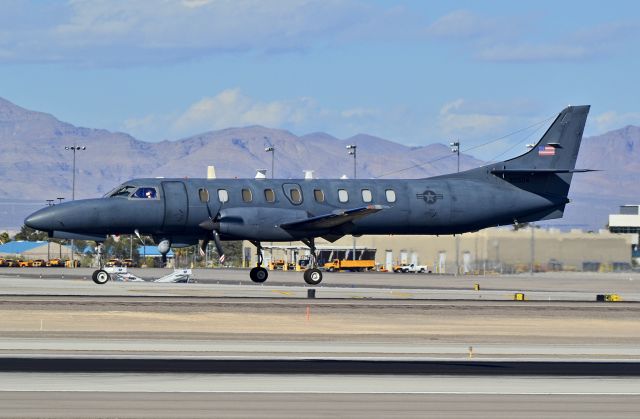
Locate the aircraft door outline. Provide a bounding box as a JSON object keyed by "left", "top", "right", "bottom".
{"left": 161, "top": 181, "right": 189, "bottom": 232}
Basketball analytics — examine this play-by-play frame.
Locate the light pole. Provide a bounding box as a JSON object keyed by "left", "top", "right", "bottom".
{"left": 65, "top": 146, "right": 86, "bottom": 201}
{"left": 46, "top": 200, "right": 55, "bottom": 260}
{"left": 450, "top": 141, "right": 460, "bottom": 275}
{"left": 346, "top": 145, "right": 357, "bottom": 260}
{"left": 530, "top": 223, "right": 535, "bottom": 276}
{"left": 65, "top": 145, "right": 86, "bottom": 267}
{"left": 346, "top": 144, "right": 357, "bottom": 179}
{"left": 265, "top": 146, "right": 275, "bottom": 179}
{"left": 450, "top": 141, "right": 460, "bottom": 173}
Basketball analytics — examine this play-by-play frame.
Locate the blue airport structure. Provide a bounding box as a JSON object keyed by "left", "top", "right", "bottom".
{"left": 0, "top": 241, "right": 48, "bottom": 254}
{"left": 137, "top": 246, "right": 174, "bottom": 258}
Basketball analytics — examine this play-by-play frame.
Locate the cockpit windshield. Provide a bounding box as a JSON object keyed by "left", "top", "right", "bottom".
{"left": 106, "top": 185, "right": 136, "bottom": 198}
{"left": 132, "top": 187, "right": 157, "bottom": 199}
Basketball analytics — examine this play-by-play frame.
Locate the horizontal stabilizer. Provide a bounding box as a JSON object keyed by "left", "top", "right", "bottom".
{"left": 280, "top": 205, "right": 386, "bottom": 231}
{"left": 490, "top": 168, "right": 598, "bottom": 175}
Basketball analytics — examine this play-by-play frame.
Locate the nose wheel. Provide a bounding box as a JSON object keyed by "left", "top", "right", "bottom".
{"left": 92, "top": 269, "right": 110, "bottom": 285}
{"left": 92, "top": 243, "right": 110, "bottom": 285}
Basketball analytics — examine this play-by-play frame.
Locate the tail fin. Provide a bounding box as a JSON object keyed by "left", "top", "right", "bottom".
{"left": 497, "top": 105, "right": 590, "bottom": 171}
{"left": 488, "top": 105, "right": 590, "bottom": 201}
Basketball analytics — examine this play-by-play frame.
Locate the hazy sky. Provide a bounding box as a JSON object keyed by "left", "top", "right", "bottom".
{"left": 1, "top": 0, "right": 638, "bottom": 159}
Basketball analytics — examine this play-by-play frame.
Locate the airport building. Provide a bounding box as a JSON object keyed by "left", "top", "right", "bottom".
{"left": 0, "top": 240, "right": 73, "bottom": 260}
{"left": 245, "top": 226, "right": 633, "bottom": 273}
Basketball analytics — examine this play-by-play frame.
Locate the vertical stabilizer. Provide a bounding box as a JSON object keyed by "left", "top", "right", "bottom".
{"left": 501, "top": 105, "right": 590, "bottom": 171}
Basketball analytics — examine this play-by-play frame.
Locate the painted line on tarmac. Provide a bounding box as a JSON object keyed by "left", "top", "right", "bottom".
{"left": 0, "top": 389, "right": 639, "bottom": 395}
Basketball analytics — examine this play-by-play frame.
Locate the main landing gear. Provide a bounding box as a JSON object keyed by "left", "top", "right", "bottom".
{"left": 248, "top": 239, "right": 323, "bottom": 285}
{"left": 249, "top": 241, "right": 269, "bottom": 283}
{"left": 301, "top": 238, "right": 323, "bottom": 285}
{"left": 92, "top": 243, "right": 110, "bottom": 285}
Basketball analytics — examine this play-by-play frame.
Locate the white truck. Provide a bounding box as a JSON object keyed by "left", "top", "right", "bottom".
{"left": 394, "top": 263, "right": 430, "bottom": 273}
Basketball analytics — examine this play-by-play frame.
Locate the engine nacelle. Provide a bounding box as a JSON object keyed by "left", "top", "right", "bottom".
{"left": 216, "top": 207, "right": 308, "bottom": 241}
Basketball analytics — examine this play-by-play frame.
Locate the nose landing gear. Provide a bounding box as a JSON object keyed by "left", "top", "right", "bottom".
{"left": 92, "top": 243, "right": 110, "bottom": 285}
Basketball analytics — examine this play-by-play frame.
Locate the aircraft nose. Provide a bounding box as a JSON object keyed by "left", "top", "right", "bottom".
{"left": 24, "top": 206, "right": 60, "bottom": 232}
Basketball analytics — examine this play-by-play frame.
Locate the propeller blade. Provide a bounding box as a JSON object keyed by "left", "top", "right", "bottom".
{"left": 199, "top": 239, "right": 209, "bottom": 257}
{"left": 212, "top": 230, "right": 225, "bottom": 264}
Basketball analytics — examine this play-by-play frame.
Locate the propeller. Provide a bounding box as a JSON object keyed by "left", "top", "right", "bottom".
{"left": 199, "top": 204, "right": 226, "bottom": 264}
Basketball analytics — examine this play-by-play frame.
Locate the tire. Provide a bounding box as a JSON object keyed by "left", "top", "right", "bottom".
{"left": 92, "top": 269, "right": 110, "bottom": 285}
{"left": 250, "top": 267, "right": 268, "bottom": 283}
{"left": 303, "top": 268, "right": 323, "bottom": 285}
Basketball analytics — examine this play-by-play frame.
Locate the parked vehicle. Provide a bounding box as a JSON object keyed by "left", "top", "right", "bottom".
{"left": 122, "top": 259, "right": 136, "bottom": 268}
{"left": 105, "top": 259, "right": 122, "bottom": 267}
{"left": 47, "top": 258, "right": 66, "bottom": 267}
{"left": 323, "top": 259, "right": 376, "bottom": 272}
{"left": 394, "top": 263, "right": 430, "bottom": 273}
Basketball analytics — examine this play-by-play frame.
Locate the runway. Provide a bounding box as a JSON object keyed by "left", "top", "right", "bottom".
{"left": 0, "top": 270, "right": 638, "bottom": 417}
{"left": 1, "top": 268, "right": 640, "bottom": 302}
{"left": 2, "top": 391, "right": 638, "bottom": 419}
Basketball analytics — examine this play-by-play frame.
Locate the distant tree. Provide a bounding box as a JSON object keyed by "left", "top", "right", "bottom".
{"left": 13, "top": 225, "right": 48, "bottom": 241}
{"left": 512, "top": 222, "right": 531, "bottom": 231}
{"left": 102, "top": 236, "right": 139, "bottom": 261}
{"left": 219, "top": 241, "right": 243, "bottom": 266}
{"left": 0, "top": 232, "right": 10, "bottom": 244}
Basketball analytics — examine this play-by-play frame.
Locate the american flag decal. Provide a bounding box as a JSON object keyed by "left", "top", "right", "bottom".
{"left": 538, "top": 145, "right": 556, "bottom": 156}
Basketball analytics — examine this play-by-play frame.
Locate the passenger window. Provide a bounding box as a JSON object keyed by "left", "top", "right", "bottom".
{"left": 242, "top": 188, "right": 253, "bottom": 203}
{"left": 282, "top": 183, "right": 303, "bottom": 205}
{"left": 264, "top": 189, "right": 275, "bottom": 203}
{"left": 290, "top": 188, "right": 302, "bottom": 204}
{"left": 198, "top": 188, "right": 209, "bottom": 203}
{"left": 361, "top": 189, "right": 372, "bottom": 203}
{"left": 132, "top": 187, "right": 157, "bottom": 199}
{"left": 314, "top": 189, "right": 325, "bottom": 203}
{"left": 385, "top": 189, "right": 396, "bottom": 203}
{"left": 338, "top": 189, "right": 349, "bottom": 203}
{"left": 218, "top": 189, "right": 229, "bottom": 203}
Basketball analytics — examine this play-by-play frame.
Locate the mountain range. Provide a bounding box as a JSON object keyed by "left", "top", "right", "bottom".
{"left": 0, "top": 97, "right": 638, "bottom": 231}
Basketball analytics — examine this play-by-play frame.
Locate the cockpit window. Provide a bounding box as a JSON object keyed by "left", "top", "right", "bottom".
{"left": 108, "top": 186, "right": 136, "bottom": 198}
{"left": 132, "top": 187, "right": 158, "bottom": 199}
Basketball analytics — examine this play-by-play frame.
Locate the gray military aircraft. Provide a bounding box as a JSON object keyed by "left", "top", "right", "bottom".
{"left": 25, "top": 105, "right": 591, "bottom": 285}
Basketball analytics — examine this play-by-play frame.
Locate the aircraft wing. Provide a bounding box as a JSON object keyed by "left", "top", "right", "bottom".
{"left": 279, "top": 205, "right": 386, "bottom": 231}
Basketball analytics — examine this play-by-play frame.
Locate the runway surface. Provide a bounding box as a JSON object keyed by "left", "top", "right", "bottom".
{"left": 1, "top": 268, "right": 640, "bottom": 302}
{"left": 1, "top": 391, "right": 638, "bottom": 419}
{"left": 0, "top": 270, "right": 638, "bottom": 417}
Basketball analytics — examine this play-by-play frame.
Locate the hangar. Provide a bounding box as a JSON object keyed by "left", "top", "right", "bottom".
{"left": 0, "top": 241, "right": 73, "bottom": 260}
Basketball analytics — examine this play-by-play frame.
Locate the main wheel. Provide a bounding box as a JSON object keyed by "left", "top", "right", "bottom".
{"left": 92, "top": 269, "right": 110, "bottom": 285}
{"left": 250, "top": 267, "right": 268, "bottom": 283}
{"left": 303, "top": 268, "right": 323, "bottom": 285}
